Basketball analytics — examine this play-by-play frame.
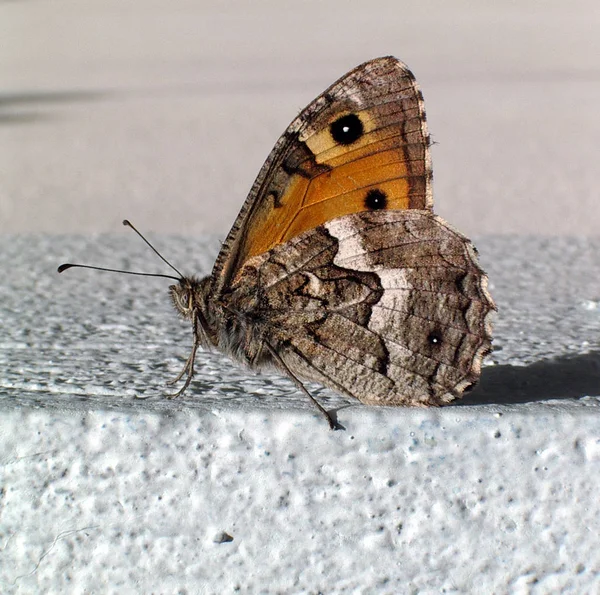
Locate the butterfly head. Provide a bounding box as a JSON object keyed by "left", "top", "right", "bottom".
{"left": 170, "top": 275, "right": 220, "bottom": 353}
{"left": 169, "top": 276, "right": 209, "bottom": 321}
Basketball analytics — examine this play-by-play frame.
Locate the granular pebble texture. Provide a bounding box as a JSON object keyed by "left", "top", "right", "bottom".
{"left": 0, "top": 234, "right": 599, "bottom": 593}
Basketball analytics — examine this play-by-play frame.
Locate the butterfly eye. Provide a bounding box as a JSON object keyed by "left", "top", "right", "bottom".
{"left": 329, "top": 113, "right": 364, "bottom": 145}
{"left": 174, "top": 289, "right": 189, "bottom": 311}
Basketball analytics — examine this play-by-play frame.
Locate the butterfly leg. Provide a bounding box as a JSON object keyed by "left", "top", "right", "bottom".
{"left": 166, "top": 345, "right": 197, "bottom": 398}
{"left": 168, "top": 351, "right": 193, "bottom": 386}
{"left": 263, "top": 341, "right": 343, "bottom": 431}
{"left": 167, "top": 313, "right": 200, "bottom": 398}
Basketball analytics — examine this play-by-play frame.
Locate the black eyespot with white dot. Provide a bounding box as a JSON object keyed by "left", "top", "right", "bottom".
{"left": 365, "top": 189, "right": 387, "bottom": 210}
{"left": 427, "top": 330, "right": 443, "bottom": 347}
{"left": 330, "top": 114, "right": 364, "bottom": 145}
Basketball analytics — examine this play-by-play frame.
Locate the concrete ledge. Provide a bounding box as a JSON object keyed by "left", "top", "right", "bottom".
{"left": 1, "top": 235, "right": 599, "bottom": 592}
{"left": 1, "top": 405, "right": 598, "bottom": 593}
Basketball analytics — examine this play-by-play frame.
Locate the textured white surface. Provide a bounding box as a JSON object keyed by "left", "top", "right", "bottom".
{"left": 1, "top": 406, "right": 599, "bottom": 594}
{"left": 1, "top": 234, "right": 600, "bottom": 593}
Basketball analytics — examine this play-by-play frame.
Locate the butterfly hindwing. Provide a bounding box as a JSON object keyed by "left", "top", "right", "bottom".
{"left": 213, "top": 57, "right": 433, "bottom": 291}
{"left": 224, "top": 210, "right": 495, "bottom": 406}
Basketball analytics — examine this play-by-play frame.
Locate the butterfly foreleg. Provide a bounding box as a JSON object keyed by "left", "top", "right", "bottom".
{"left": 249, "top": 340, "right": 265, "bottom": 367}
{"left": 167, "top": 311, "right": 200, "bottom": 398}
{"left": 263, "top": 341, "right": 343, "bottom": 431}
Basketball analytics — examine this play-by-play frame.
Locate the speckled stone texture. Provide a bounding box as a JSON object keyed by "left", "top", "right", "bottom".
{"left": 1, "top": 234, "right": 599, "bottom": 593}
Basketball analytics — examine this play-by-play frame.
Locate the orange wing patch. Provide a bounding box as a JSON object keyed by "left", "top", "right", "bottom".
{"left": 243, "top": 102, "right": 430, "bottom": 259}
{"left": 213, "top": 57, "right": 433, "bottom": 286}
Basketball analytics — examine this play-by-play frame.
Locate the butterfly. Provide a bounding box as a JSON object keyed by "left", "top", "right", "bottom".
{"left": 60, "top": 56, "right": 495, "bottom": 429}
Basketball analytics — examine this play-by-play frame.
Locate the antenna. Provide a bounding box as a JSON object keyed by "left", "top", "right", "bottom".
{"left": 57, "top": 263, "right": 179, "bottom": 280}
{"left": 57, "top": 219, "right": 183, "bottom": 281}
{"left": 122, "top": 220, "right": 184, "bottom": 278}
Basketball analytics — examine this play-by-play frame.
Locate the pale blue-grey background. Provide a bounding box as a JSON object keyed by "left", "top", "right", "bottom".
{"left": 2, "top": 0, "right": 599, "bottom": 237}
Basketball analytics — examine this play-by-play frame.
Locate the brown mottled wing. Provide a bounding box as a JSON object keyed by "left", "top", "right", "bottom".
{"left": 212, "top": 57, "right": 432, "bottom": 293}
{"left": 226, "top": 210, "right": 495, "bottom": 406}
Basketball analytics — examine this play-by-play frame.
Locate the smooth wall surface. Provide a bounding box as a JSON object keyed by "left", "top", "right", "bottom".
{"left": 2, "top": 0, "right": 599, "bottom": 236}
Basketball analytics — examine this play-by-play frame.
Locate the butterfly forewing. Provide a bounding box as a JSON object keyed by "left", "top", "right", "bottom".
{"left": 212, "top": 57, "right": 432, "bottom": 292}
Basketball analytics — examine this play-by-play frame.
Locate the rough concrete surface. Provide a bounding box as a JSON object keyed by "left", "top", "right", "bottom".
{"left": 1, "top": 233, "right": 600, "bottom": 593}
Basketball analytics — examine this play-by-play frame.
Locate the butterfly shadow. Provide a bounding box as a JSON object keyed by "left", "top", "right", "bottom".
{"left": 457, "top": 350, "right": 600, "bottom": 406}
